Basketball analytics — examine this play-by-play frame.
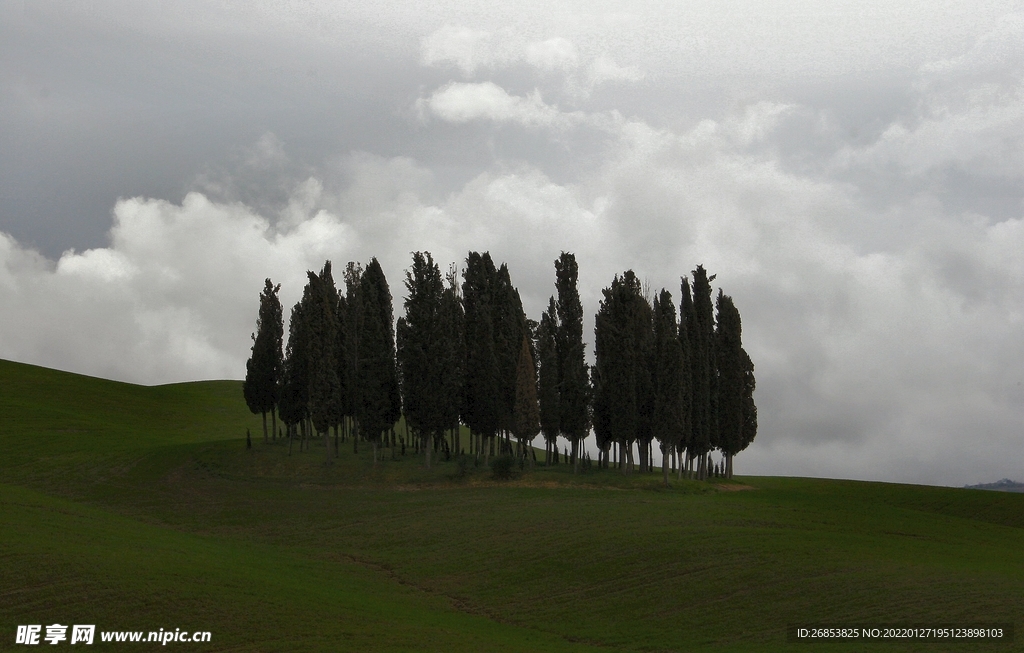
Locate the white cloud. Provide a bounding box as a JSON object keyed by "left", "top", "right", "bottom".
{"left": 586, "top": 55, "right": 643, "bottom": 86}
{"left": 418, "top": 26, "right": 643, "bottom": 95}
{"left": 525, "top": 38, "right": 578, "bottom": 72}
{"left": 418, "top": 82, "right": 572, "bottom": 128}
{"left": 1, "top": 101, "right": 1022, "bottom": 486}
{"left": 6, "top": 3, "right": 1024, "bottom": 487}
{"left": 420, "top": 25, "right": 495, "bottom": 76}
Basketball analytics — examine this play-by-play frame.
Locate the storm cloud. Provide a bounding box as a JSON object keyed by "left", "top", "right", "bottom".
{"left": 1, "top": 1, "right": 1022, "bottom": 486}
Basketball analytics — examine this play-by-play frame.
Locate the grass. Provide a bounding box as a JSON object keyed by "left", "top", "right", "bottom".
{"left": 1, "top": 357, "right": 1022, "bottom": 652}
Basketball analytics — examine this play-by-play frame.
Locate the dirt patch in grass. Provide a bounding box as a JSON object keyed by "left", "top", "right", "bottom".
{"left": 714, "top": 483, "right": 756, "bottom": 491}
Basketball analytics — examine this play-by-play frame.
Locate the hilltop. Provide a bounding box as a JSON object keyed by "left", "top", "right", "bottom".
{"left": 965, "top": 478, "right": 1024, "bottom": 493}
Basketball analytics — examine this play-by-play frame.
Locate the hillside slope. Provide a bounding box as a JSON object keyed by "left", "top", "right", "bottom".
{"left": 2, "top": 359, "right": 1022, "bottom": 652}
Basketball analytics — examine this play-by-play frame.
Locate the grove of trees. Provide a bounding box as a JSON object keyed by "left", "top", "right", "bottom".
{"left": 245, "top": 252, "right": 757, "bottom": 479}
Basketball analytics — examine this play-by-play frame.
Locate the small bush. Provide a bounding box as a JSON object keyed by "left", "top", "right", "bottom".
{"left": 490, "top": 455, "right": 518, "bottom": 481}
{"left": 450, "top": 454, "right": 475, "bottom": 481}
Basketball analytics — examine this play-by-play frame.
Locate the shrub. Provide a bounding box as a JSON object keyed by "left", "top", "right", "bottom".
{"left": 450, "top": 454, "right": 475, "bottom": 481}
{"left": 490, "top": 454, "right": 518, "bottom": 480}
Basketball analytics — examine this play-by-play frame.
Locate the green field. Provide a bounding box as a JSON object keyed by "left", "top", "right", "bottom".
{"left": 1, "top": 358, "right": 1021, "bottom": 652}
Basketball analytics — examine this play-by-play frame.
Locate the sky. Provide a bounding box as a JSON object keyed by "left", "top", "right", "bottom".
{"left": 2, "top": 0, "right": 1022, "bottom": 486}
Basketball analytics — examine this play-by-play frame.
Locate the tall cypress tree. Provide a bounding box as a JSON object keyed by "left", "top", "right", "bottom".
{"left": 493, "top": 264, "right": 527, "bottom": 441}
{"left": 512, "top": 334, "right": 541, "bottom": 459}
{"left": 590, "top": 363, "right": 612, "bottom": 468}
{"left": 244, "top": 278, "right": 284, "bottom": 444}
{"left": 306, "top": 262, "right": 341, "bottom": 464}
{"left": 679, "top": 277, "right": 695, "bottom": 476}
{"left": 633, "top": 289, "right": 655, "bottom": 473}
{"left": 715, "top": 290, "right": 744, "bottom": 477}
{"left": 554, "top": 252, "right": 589, "bottom": 473}
{"left": 398, "top": 252, "right": 447, "bottom": 468}
{"left": 537, "top": 298, "right": 560, "bottom": 464}
{"left": 357, "top": 258, "right": 399, "bottom": 464}
{"left": 343, "top": 262, "right": 363, "bottom": 451}
{"left": 278, "top": 296, "right": 308, "bottom": 454}
{"left": 653, "top": 289, "right": 684, "bottom": 485}
{"left": 439, "top": 264, "right": 466, "bottom": 454}
{"left": 462, "top": 252, "right": 500, "bottom": 462}
{"left": 594, "top": 271, "right": 642, "bottom": 475}
{"left": 688, "top": 265, "right": 716, "bottom": 479}
{"left": 736, "top": 347, "right": 757, "bottom": 476}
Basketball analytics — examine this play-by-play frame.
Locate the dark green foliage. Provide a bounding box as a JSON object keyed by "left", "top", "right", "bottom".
{"left": 632, "top": 288, "right": 655, "bottom": 473}
{"left": 334, "top": 292, "right": 349, "bottom": 431}
{"left": 489, "top": 454, "right": 517, "bottom": 480}
{"left": 439, "top": 265, "right": 466, "bottom": 437}
{"left": 450, "top": 453, "right": 475, "bottom": 480}
{"left": 398, "top": 252, "right": 448, "bottom": 467}
{"left": 554, "top": 252, "right": 590, "bottom": 469}
{"left": 688, "top": 266, "right": 717, "bottom": 470}
{"left": 715, "top": 291, "right": 744, "bottom": 463}
{"left": 740, "top": 347, "right": 757, "bottom": 453}
{"left": 590, "top": 364, "right": 612, "bottom": 461}
{"left": 493, "top": 265, "right": 527, "bottom": 436}
{"left": 462, "top": 252, "right": 500, "bottom": 444}
{"left": 306, "top": 263, "right": 342, "bottom": 450}
{"left": 342, "top": 262, "right": 363, "bottom": 427}
{"left": 537, "top": 298, "right": 560, "bottom": 458}
{"left": 357, "top": 258, "right": 399, "bottom": 448}
{"left": 513, "top": 335, "right": 540, "bottom": 445}
{"left": 243, "top": 279, "right": 283, "bottom": 442}
{"left": 679, "top": 277, "right": 695, "bottom": 457}
{"left": 278, "top": 290, "right": 310, "bottom": 431}
{"left": 653, "top": 290, "right": 685, "bottom": 479}
{"left": 594, "top": 271, "right": 650, "bottom": 473}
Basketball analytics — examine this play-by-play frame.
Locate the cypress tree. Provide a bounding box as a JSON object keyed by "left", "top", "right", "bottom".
{"left": 512, "top": 334, "right": 541, "bottom": 460}
{"left": 398, "top": 252, "right": 447, "bottom": 469}
{"left": 357, "top": 258, "right": 399, "bottom": 464}
{"left": 462, "top": 252, "right": 500, "bottom": 463}
{"left": 243, "top": 279, "right": 284, "bottom": 443}
{"left": 334, "top": 291, "right": 348, "bottom": 451}
{"left": 279, "top": 292, "right": 311, "bottom": 455}
{"left": 594, "top": 271, "right": 642, "bottom": 475}
{"left": 590, "top": 364, "right": 612, "bottom": 468}
{"left": 736, "top": 347, "right": 757, "bottom": 476}
{"left": 343, "top": 262, "right": 363, "bottom": 452}
{"left": 679, "top": 277, "right": 694, "bottom": 475}
{"left": 688, "top": 265, "right": 716, "bottom": 479}
{"left": 554, "top": 252, "right": 590, "bottom": 473}
{"left": 306, "top": 262, "right": 342, "bottom": 464}
{"left": 633, "top": 288, "right": 655, "bottom": 473}
{"left": 653, "top": 289, "right": 684, "bottom": 485}
{"left": 439, "top": 264, "right": 466, "bottom": 455}
{"left": 715, "top": 290, "right": 744, "bottom": 477}
{"left": 537, "top": 297, "right": 560, "bottom": 465}
{"left": 493, "top": 264, "right": 527, "bottom": 441}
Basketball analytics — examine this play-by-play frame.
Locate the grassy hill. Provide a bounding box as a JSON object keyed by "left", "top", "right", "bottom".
{"left": 1, "top": 358, "right": 1021, "bottom": 651}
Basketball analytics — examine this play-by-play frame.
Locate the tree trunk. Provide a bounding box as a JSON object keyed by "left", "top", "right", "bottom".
{"left": 424, "top": 431, "right": 432, "bottom": 469}
{"left": 271, "top": 407, "right": 277, "bottom": 442}
{"left": 325, "top": 427, "right": 332, "bottom": 464}
{"left": 663, "top": 446, "right": 671, "bottom": 487}
{"left": 261, "top": 411, "right": 268, "bottom": 443}
{"left": 287, "top": 423, "right": 293, "bottom": 456}
{"left": 353, "top": 419, "right": 359, "bottom": 454}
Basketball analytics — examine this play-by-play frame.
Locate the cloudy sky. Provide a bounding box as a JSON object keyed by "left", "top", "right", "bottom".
{"left": 2, "top": 1, "right": 1023, "bottom": 486}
